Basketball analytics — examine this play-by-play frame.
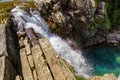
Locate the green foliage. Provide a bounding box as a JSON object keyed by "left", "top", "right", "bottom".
{"left": 91, "top": 0, "right": 120, "bottom": 30}
{"left": 104, "top": 2, "right": 111, "bottom": 29}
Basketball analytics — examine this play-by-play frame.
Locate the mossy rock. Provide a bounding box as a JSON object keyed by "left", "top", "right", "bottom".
{"left": 0, "top": 1, "right": 36, "bottom": 24}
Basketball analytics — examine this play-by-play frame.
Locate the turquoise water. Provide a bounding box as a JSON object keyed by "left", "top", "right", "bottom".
{"left": 84, "top": 45, "right": 120, "bottom": 76}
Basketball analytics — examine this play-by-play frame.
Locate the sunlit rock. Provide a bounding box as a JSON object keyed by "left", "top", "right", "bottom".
{"left": 88, "top": 74, "right": 117, "bottom": 80}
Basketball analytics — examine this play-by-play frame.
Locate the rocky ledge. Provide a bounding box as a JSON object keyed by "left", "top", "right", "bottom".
{"left": 107, "top": 31, "right": 120, "bottom": 45}
{"left": 0, "top": 21, "right": 76, "bottom": 80}
{"left": 88, "top": 74, "right": 118, "bottom": 80}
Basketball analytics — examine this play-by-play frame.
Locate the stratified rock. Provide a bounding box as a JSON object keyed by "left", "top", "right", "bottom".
{"left": 32, "top": 45, "right": 53, "bottom": 80}
{"left": 18, "top": 29, "right": 76, "bottom": 80}
{"left": 39, "top": 38, "right": 76, "bottom": 80}
{"left": 20, "top": 48, "right": 34, "bottom": 80}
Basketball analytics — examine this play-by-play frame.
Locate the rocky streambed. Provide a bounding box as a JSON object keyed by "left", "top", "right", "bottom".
{"left": 0, "top": 0, "right": 120, "bottom": 80}
{"left": 0, "top": 1, "right": 77, "bottom": 80}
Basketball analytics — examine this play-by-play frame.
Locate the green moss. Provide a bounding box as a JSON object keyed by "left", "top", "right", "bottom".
{"left": 0, "top": 1, "right": 36, "bottom": 24}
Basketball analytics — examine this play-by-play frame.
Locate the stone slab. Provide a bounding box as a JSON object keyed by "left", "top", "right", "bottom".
{"left": 32, "top": 45, "right": 53, "bottom": 80}
{"left": 39, "top": 38, "right": 75, "bottom": 80}
{"left": 20, "top": 48, "right": 34, "bottom": 80}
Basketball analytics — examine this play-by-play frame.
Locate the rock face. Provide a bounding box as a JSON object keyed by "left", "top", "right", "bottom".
{"left": 0, "top": 22, "right": 18, "bottom": 80}
{"left": 88, "top": 74, "right": 117, "bottom": 80}
{"left": 0, "top": 56, "right": 16, "bottom": 80}
{"left": 0, "top": 23, "right": 8, "bottom": 57}
{"left": 33, "top": 0, "right": 107, "bottom": 47}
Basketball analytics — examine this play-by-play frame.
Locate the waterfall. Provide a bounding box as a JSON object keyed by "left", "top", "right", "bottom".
{"left": 11, "top": 6, "right": 93, "bottom": 78}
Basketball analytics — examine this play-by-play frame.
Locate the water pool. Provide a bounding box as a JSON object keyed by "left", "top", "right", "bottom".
{"left": 84, "top": 45, "right": 120, "bottom": 76}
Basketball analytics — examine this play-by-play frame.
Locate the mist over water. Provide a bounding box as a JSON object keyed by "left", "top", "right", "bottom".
{"left": 11, "top": 6, "right": 93, "bottom": 78}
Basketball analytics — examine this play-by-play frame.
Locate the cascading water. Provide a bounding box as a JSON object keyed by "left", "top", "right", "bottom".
{"left": 11, "top": 6, "right": 93, "bottom": 78}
